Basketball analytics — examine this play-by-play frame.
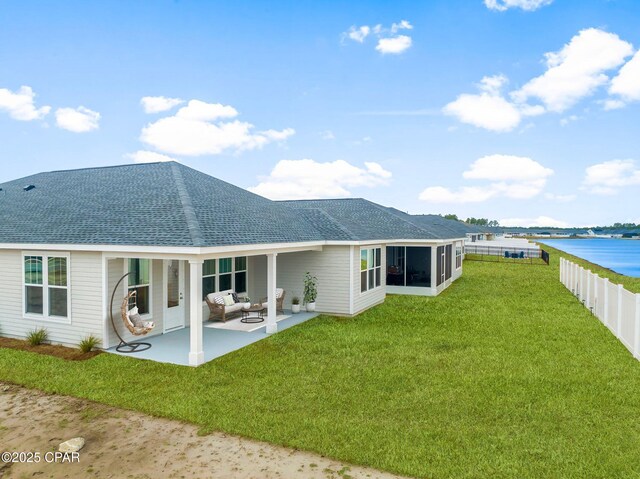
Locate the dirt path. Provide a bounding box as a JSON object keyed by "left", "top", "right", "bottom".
{"left": 0, "top": 383, "right": 408, "bottom": 479}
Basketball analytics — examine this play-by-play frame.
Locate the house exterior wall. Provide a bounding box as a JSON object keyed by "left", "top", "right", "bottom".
{"left": 353, "top": 245, "right": 386, "bottom": 314}
{"left": 384, "top": 241, "right": 463, "bottom": 297}
{"left": 248, "top": 255, "right": 267, "bottom": 304}
{"left": 106, "top": 258, "right": 165, "bottom": 348}
{"left": 0, "top": 249, "right": 103, "bottom": 347}
{"left": 258, "top": 246, "right": 353, "bottom": 315}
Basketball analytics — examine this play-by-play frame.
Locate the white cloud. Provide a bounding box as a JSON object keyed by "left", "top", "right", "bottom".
{"left": 140, "top": 99, "right": 294, "bottom": 156}
{"left": 512, "top": 28, "right": 633, "bottom": 112}
{"left": 140, "top": 96, "right": 184, "bottom": 114}
{"left": 248, "top": 159, "right": 391, "bottom": 200}
{"left": 343, "top": 21, "right": 413, "bottom": 55}
{"left": 544, "top": 193, "right": 577, "bottom": 202}
{"left": 420, "top": 154, "right": 553, "bottom": 204}
{"left": 463, "top": 154, "right": 553, "bottom": 182}
{"left": 582, "top": 159, "right": 640, "bottom": 195}
{"left": 446, "top": 29, "right": 634, "bottom": 131}
{"left": 419, "top": 186, "right": 497, "bottom": 204}
{"left": 443, "top": 75, "right": 525, "bottom": 132}
{"left": 484, "top": 0, "right": 553, "bottom": 11}
{"left": 344, "top": 25, "right": 370, "bottom": 43}
{"left": 602, "top": 99, "right": 626, "bottom": 111}
{"left": 390, "top": 20, "right": 413, "bottom": 33}
{"left": 0, "top": 85, "right": 50, "bottom": 121}
{"left": 559, "top": 114, "right": 579, "bottom": 126}
{"left": 320, "top": 130, "right": 335, "bottom": 140}
{"left": 174, "top": 99, "right": 238, "bottom": 121}
{"left": 55, "top": 106, "right": 100, "bottom": 132}
{"left": 499, "top": 216, "right": 569, "bottom": 228}
{"left": 609, "top": 50, "right": 640, "bottom": 103}
{"left": 125, "top": 150, "right": 177, "bottom": 163}
{"left": 444, "top": 92, "right": 522, "bottom": 132}
{"left": 376, "top": 35, "right": 412, "bottom": 55}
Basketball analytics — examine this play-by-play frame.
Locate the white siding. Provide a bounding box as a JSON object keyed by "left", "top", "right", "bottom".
{"left": 353, "top": 245, "right": 386, "bottom": 314}
{"left": 248, "top": 255, "right": 267, "bottom": 303}
{"left": 0, "top": 249, "right": 103, "bottom": 347}
{"left": 273, "top": 246, "right": 352, "bottom": 315}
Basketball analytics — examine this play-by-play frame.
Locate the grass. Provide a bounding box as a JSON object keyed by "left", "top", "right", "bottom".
{"left": 2, "top": 253, "right": 640, "bottom": 478}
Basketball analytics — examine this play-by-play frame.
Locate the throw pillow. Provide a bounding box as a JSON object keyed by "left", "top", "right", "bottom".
{"left": 223, "top": 295, "right": 235, "bottom": 306}
{"left": 129, "top": 312, "right": 144, "bottom": 328}
{"left": 213, "top": 296, "right": 225, "bottom": 305}
{"left": 231, "top": 292, "right": 240, "bottom": 303}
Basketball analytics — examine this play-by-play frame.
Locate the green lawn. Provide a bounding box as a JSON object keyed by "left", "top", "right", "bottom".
{"left": 2, "top": 252, "right": 640, "bottom": 478}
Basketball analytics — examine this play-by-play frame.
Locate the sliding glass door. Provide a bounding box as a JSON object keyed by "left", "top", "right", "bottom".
{"left": 386, "top": 246, "right": 431, "bottom": 288}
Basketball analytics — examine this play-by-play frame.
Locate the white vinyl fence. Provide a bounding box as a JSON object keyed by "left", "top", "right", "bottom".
{"left": 560, "top": 258, "right": 640, "bottom": 359}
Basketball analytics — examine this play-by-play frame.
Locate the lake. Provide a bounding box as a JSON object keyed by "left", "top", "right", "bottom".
{"left": 539, "top": 238, "right": 640, "bottom": 278}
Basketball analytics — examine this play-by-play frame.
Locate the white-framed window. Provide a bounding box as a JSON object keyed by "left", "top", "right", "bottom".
{"left": 23, "top": 252, "right": 71, "bottom": 322}
{"left": 456, "top": 242, "right": 462, "bottom": 269}
{"left": 202, "top": 256, "right": 248, "bottom": 299}
{"left": 360, "top": 247, "right": 381, "bottom": 293}
{"left": 127, "top": 259, "right": 151, "bottom": 316}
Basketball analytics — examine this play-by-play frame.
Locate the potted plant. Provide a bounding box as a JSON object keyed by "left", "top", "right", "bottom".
{"left": 303, "top": 272, "right": 318, "bottom": 312}
{"left": 291, "top": 296, "right": 301, "bottom": 314}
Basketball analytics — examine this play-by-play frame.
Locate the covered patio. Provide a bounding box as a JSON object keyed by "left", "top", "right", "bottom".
{"left": 104, "top": 245, "right": 324, "bottom": 367}
{"left": 108, "top": 310, "right": 318, "bottom": 366}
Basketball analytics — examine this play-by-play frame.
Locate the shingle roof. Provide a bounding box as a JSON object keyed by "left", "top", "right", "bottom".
{"left": 279, "top": 199, "right": 463, "bottom": 241}
{"left": 0, "top": 162, "right": 326, "bottom": 247}
{"left": 0, "top": 162, "right": 465, "bottom": 247}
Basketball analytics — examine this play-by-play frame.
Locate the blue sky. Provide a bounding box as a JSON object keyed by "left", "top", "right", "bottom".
{"left": 1, "top": 0, "right": 640, "bottom": 227}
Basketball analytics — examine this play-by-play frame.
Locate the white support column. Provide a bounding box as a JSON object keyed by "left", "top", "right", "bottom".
{"left": 617, "top": 283, "right": 623, "bottom": 338}
{"left": 266, "top": 253, "right": 278, "bottom": 334}
{"left": 560, "top": 258, "right": 565, "bottom": 286}
{"left": 189, "top": 259, "right": 204, "bottom": 366}
{"left": 603, "top": 277, "right": 610, "bottom": 326}
{"left": 634, "top": 294, "right": 640, "bottom": 359}
{"left": 586, "top": 270, "right": 591, "bottom": 309}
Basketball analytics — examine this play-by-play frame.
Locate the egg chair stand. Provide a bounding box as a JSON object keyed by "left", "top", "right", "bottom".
{"left": 109, "top": 272, "right": 153, "bottom": 353}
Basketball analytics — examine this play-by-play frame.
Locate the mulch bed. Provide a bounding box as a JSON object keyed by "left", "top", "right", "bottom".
{"left": 0, "top": 337, "right": 101, "bottom": 361}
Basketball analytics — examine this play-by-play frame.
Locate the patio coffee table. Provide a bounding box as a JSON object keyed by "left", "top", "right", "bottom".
{"left": 241, "top": 305, "right": 266, "bottom": 323}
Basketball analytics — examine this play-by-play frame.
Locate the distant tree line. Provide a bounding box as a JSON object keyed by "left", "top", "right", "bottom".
{"left": 443, "top": 214, "right": 499, "bottom": 227}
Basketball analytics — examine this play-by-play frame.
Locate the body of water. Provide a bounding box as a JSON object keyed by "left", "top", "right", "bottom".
{"left": 539, "top": 238, "right": 640, "bottom": 278}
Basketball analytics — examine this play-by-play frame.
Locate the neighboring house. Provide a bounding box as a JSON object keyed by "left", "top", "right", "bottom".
{"left": 0, "top": 162, "right": 464, "bottom": 365}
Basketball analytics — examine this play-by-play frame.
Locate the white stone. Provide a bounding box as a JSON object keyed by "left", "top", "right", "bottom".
{"left": 58, "top": 437, "right": 85, "bottom": 453}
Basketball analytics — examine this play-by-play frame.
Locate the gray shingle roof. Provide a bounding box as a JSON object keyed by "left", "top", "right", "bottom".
{"left": 279, "top": 199, "right": 462, "bottom": 241}
{"left": 0, "top": 162, "right": 325, "bottom": 247}
{"left": 0, "top": 162, "right": 465, "bottom": 247}
{"left": 389, "top": 210, "right": 479, "bottom": 237}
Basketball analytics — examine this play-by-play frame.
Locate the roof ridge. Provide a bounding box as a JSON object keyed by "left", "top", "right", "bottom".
{"left": 170, "top": 162, "right": 205, "bottom": 247}
{"left": 369, "top": 201, "right": 439, "bottom": 238}
{"left": 306, "top": 207, "right": 359, "bottom": 241}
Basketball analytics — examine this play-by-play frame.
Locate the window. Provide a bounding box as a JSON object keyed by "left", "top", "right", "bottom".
{"left": 23, "top": 253, "right": 69, "bottom": 320}
{"left": 456, "top": 243, "right": 462, "bottom": 269}
{"left": 235, "top": 257, "right": 247, "bottom": 294}
{"left": 201, "top": 257, "right": 248, "bottom": 299}
{"left": 360, "top": 247, "right": 381, "bottom": 293}
{"left": 445, "top": 244, "right": 452, "bottom": 281}
{"left": 203, "top": 259, "right": 216, "bottom": 299}
{"left": 219, "top": 258, "right": 233, "bottom": 291}
{"left": 128, "top": 259, "right": 151, "bottom": 315}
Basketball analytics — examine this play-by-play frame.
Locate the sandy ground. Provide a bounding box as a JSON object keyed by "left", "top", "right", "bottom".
{"left": 0, "top": 383, "right": 408, "bottom": 479}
